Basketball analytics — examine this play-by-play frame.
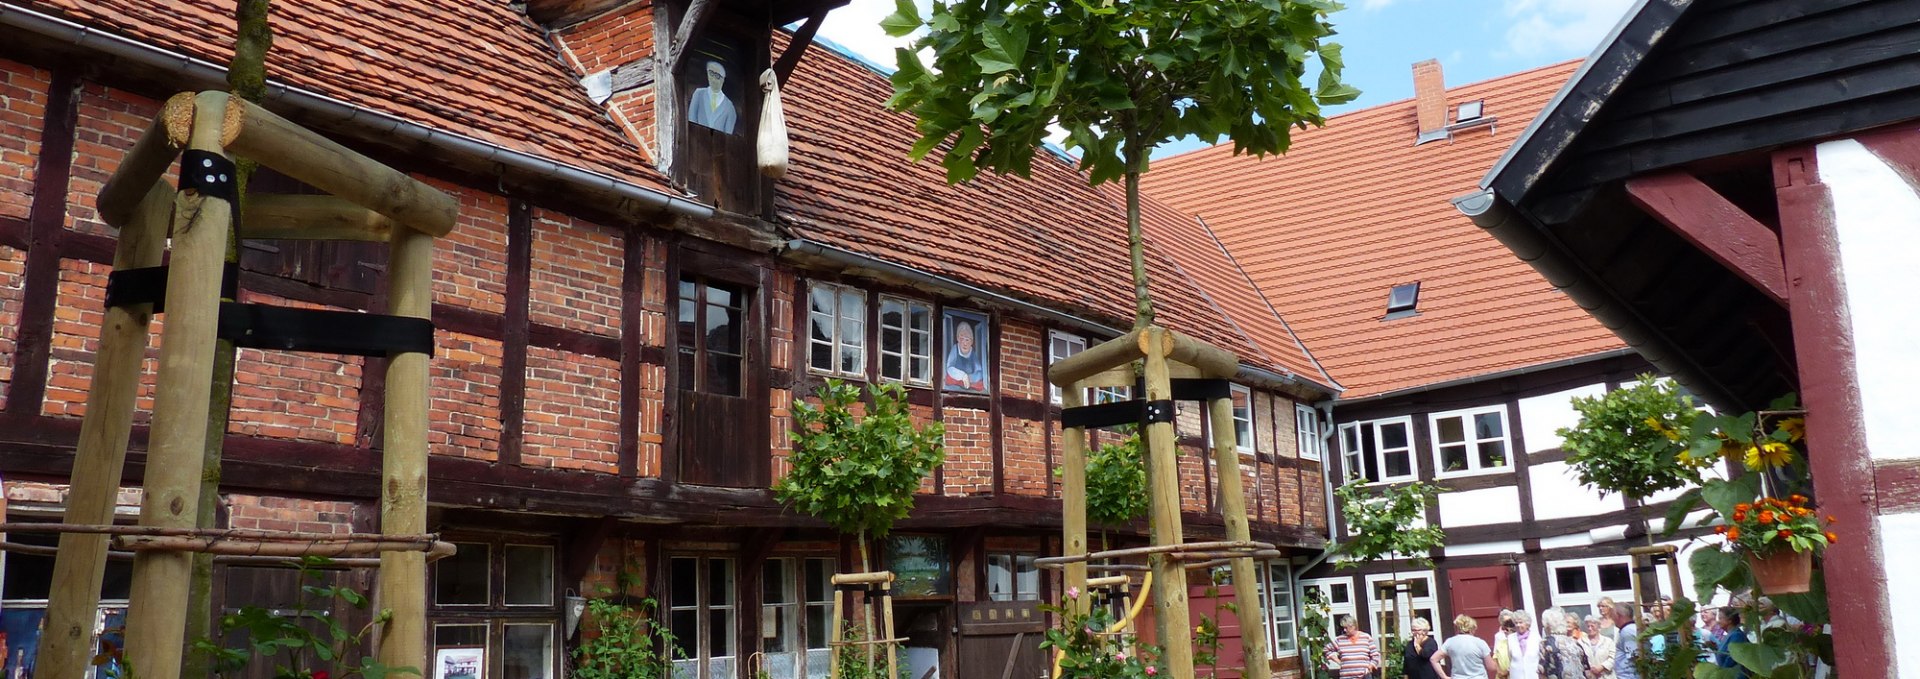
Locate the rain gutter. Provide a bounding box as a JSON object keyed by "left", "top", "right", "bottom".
{"left": 0, "top": 2, "right": 713, "bottom": 221}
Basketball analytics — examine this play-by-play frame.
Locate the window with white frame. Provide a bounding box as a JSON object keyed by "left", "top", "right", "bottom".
{"left": 1260, "top": 562, "right": 1299, "bottom": 656}
{"left": 1336, "top": 416, "right": 1417, "bottom": 483}
{"left": 762, "top": 557, "right": 836, "bottom": 679}
{"left": 668, "top": 556, "right": 737, "bottom": 679}
{"left": 1295, "top": 404, "right": 1323, "bottom": 460}
{"left": 986, "top": 552, "right": 1041, "bottom": 602}
{"left": 1429, "top": 405, "right": 1511, "bottom": 476}
{"left": 808, "top": 282, "right": 866, "bottom": 378}
{"left": 878, "top": 296, "right": 933, "bottom": 386}
{"left": 1231, "top": 385, "right": 1255, "bottom": 452}
{"left": 1047, "top": 331, "right": 1089, "bottom": 405}
{"left": 1301, "top": 577, "right": 1356, "bottom": 643}
{"left": 1364, "top": 572, "right": 1436, "bottom": 638}
{"left": 1547, "top": 557, "right": 1635, "bottom": 623}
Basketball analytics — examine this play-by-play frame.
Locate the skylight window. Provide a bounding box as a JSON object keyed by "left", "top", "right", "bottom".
{"left": 1456, "top": 100, "right": 1484, "bottom": 122}
{"left": 1387, "top": 282, "right": 1421, "bottom": 316}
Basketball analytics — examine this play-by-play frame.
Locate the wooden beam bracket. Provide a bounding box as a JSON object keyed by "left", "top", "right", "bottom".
{"left": 1625, "top": 171, "right": 1790, "bottom": 307}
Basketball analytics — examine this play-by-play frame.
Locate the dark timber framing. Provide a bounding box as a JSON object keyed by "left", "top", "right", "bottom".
{"left": 3, "top": 67, "right": 78, "bottom": 417}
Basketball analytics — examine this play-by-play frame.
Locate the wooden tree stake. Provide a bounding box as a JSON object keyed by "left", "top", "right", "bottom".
{"left": 1140, "top": 327, "right": 1194, "bottom": 678}
{"left": 1059, "top": 384, "right": 1090, "bottom": 617}
{"left": 121, "top": 90, "right": 235, "bottom": 679}
{"left": 376, "top": 224, "right": 435, "bottom": 671}
{"left": 1209, "top": 395, "right": 1269, "bottom": 679}
{"left": 33, "top": 181, "right": 168, "bottom": 679}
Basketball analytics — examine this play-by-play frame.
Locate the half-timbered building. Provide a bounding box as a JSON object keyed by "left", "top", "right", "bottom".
{"left": 0, "top": 1, "right": 1339, "bottom": 678}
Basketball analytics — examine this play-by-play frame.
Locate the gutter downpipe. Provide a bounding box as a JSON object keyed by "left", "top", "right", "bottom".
{"left": 0, "top": 2, "right": 714, "bottom": 222}
{"left": 782, "top": 238, "right": 1340, "bottom": 398}
{"left": 1452, "top": 189, "right": 1744, "bottom": 409}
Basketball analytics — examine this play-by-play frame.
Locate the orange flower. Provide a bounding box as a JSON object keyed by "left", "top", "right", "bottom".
{"left": 1736, "top": 503, "right": 1752, "bottom": 512}
{"left": 1826, "top": 515, "right": 1838, "bottom": 524}
{"left": 1825, "top": 531, "right": 1838, "bottom": 543}
{"left": 1760, "top": 511, "right": 1776, "bottom": 524}
{"left": 1796, "top": 507, "right": 1812, "bottom": 517}
{"left": 1734, "top": 510, "right": 1748, "bottom": 522}
{"left": 1779, "top": 528, "right": 1793, "bottom": 537}
{"left": 1728, "top": 527, "right": 1741, "bottom": 540}
{"left": 1791, "top": 494, "right": 1807, "bottom": 504}
{"left": 1714, "top": 525, "right": 1727, "bottom": 535}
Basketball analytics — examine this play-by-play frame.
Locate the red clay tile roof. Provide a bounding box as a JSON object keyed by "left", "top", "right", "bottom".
{"left": 18, "top": 0, "right": 670, "bottom": 191}
{"left": 1142, "top": 61, "right": 1625, "bottom": 398}
{"left": 774, "top": 37, "right": 1333, "bottom": 388}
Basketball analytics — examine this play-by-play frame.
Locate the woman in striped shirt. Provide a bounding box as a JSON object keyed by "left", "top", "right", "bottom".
{"left": 1324, "top": 615, "right": 1382, "bottom": 679}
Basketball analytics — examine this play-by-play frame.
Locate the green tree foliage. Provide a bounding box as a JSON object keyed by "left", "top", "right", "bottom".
{"left": 885, "top": 0, "right": 1357, "bottom": 326}
{"left": 774, "top": 381, "right": 945, "bottom": 565}
{"left": 1556, "top": 374, "right": 1702, "bottom": 503}
{"left": 1332, "top": 480, "right": 1444, "bottom": 569}
{"left": 1084, "top": 429, "right": 1148, "bottom": 528}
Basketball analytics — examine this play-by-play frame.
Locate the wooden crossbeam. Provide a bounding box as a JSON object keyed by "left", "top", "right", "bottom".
{"left": 773, "top": 8, "right": 831, "bottom": 82}
{"left": 243, "top": 194, "right": 397, "bottom": 241}
{"left": 1625, "top": 171, "right": 1789, "bottom": 307}
{"left": 219, "top": 96, "right": 457, "bottom": 237}
{"left": 668, "top": 0, "right": 717, "bottom": 71}
{"left": 96, "top": 93, "right": 193, "bottom": 229}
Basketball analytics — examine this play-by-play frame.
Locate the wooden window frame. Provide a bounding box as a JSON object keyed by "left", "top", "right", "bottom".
{"left": 984, "top": 551, "right": 1041, "bottom": 602}
{"left": 1260, "top": 561, "right": 1299, "bottom": 657}
{"left": 877, "top": 294, "right": 933, "bottom": 387}
{"left": 1296, "top": 403, "right": 1324, "bottom": 461}
{"left": 761, "top": 556, "right": 838, "bottom": 679}
{"left": 428, "top": 536, "right": 562, "bottom": 679}
{"left": 1427, "top": 405, "right": 1513, "bottom": 478}
{"left": 1046, "top": 330, "right": 1088, "bottom": 405}
{"left": 667, "top": 554, "right": 738, "bottom": 679}
{"left": 1337, "top": 416, "right": 1418, "bottom": 484}
{"left": 807, "top": 281, "right": 867, "bottom": 379}
{"left": 1364, "top": 571, "right": 1436, "bottom": 638}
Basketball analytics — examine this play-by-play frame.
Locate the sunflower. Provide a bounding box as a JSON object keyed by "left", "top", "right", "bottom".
{"left": 1744, "top": 441, "right": 1796, "bottom": 470}
{"left": 1778, "top": 417, "right": 1806, "bottom": 442}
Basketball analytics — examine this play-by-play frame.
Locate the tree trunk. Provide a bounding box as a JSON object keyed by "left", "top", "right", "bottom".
{"left": 181, "top": 3, "right": 270, "bottom": 675}
{"left": 1124, "top": 165, "right": 1154, "bottom": 329}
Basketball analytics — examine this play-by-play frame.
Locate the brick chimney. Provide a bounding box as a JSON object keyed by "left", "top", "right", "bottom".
{"left": 1413, "top": 59, "right": 1448, "bottom": 144}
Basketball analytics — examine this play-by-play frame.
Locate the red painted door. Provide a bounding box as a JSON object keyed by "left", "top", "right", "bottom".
{"left": 1190, "top": 584, "right": 1249, "bottom": 679}
{"left": 1447, "top": 566, "right": 1513, "bottom": 645}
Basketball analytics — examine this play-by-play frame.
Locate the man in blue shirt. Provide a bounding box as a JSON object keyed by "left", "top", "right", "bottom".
{"left": 1610, "top": 602, "right": 1643, "bottom": 679}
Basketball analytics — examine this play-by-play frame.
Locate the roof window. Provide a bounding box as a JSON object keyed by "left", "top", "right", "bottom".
{"left": 1456, "top": 100, "right": 1484, "bottom": 122}
{"left": 1386, "top": 282, "right": 1421, "bottom": 317}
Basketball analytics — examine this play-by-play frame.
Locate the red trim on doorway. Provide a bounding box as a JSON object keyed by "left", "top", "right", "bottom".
{"left": 1625, "top": 171, "right": 1789, "bottom": 306}
{"left": 1771, "top": 144, "right": 1894, "bottom": 678}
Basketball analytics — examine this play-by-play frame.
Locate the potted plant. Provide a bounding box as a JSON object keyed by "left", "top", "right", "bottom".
{"left": 1716, "top": 495, "right": 1832, "bottom": 594}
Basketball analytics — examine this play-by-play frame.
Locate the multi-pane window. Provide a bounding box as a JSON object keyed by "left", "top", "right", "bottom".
{"left": 878, "top": 296, "right": 933, "bottom": 386}
{"left": 1548, "top": 558, "right": 1635, "bottom": 622}
{"left": 1047, "top": 331, "right": 1088, "bottom": 404}
{"left": 1231, "top": 385, "right": 1254, "bottom": 452}
{"left": 808, "top": 282, "right": 866, "bottom": 378}
{"left": 762, "top": 557, "right": 836, "bottom": 679}
{"left": 1365, "top": 572, "right": 1436, "bottom": 639}
{"left": 1336, "top": 417, "right": 1417, "bottom": 483}
{"left": 1260, "top": 562, "right": 1299, "bottom": 656}
{"left": 986, "top": 553, "right": 1040, "bottom": 602}
{"left": 669, "top": 556, "right": 736, "bottom": 679}
{"left": 1301, "top": 578, "right": 1356, "bottom": 643}
{"left": 679, "top": 277, "right": 747, "bottom": 396}
{"left": 431, "top": 540, "right": 560, "bottom": 679}
{"left": 1429, "top": 406, "right": 1511, "bottom": 476}
{"left": 1296, "top": 404, "right": 1324, "bottom": 460}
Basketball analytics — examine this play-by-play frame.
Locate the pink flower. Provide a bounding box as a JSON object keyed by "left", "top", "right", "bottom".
{"left": 1115, "top": 652, "right": 1129, "bottom": 662}
{"left": 1066, "top": 587, "right": 1080, "bottom": 600}
{"left": 1145, "top": 667, "right": 1158, "bottom": 676}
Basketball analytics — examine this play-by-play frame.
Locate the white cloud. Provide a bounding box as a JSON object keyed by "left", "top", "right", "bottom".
{"left": 1500, "top": 0, "right": 1636, "bottom": 60}
{"left": 814, "top": 0, "right": 931, "bottom": 70}
{"left": 1361, "top": 0, "right": 1397, "bottom": 9}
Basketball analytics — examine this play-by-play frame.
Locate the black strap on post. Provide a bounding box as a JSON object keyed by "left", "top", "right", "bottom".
{"left": 1142, "top": 400, "right": 1176, "bottom": 424}
{"left": 217, "top": 302, "right": 434, "bottom": 357}
{"left": 178, "top": 150, "right": 238, "bottom": 202}
{"left": 1060, "top": 400, "right": 1143, "bottom": 430}
{"left": 103, "top": 264, "right": 240, "bottom": 313}
{"left": 1170, "top": 378, "right": 1232, "bottom": 402}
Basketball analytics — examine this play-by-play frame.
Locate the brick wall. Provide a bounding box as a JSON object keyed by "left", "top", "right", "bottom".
{"left": 42, "top": 257, "right": 160, "bottom": 421}
{"left": 1002, "top": 415, "right": 1047, "bottom": 496}
{"left": 523, "top": 346, "right": 621, "bottom": 473}
{"left": 0, "top": 246, "right": 27, "bottom": 411}
{"left": 432, "top": 182, "right": 510, "bottom": 315}
{"left": 228, "top": 294, "right": 363, "bottom": 444}
{"left": 555, "top": 2, "right": 658, "bottom": 159}
{"left": 431, "top": 329, "right": 503, "bottom": 461}
{"left": 67, "top": 85, "right": 158, "bottom": 236}
{"left": 942, "top": 407, "right": 992, "bottom": 495}
{"left": 0, "top": 59, "right": 48, "bottom": 220}
{"left": 530, "top": 210, "right": 624, "bottom": 336}
{"left": 999, "top": 320, "right": 1044, "bottom": 402}
{"left": 226, "top": 493, "right": 362, "bottom": 534}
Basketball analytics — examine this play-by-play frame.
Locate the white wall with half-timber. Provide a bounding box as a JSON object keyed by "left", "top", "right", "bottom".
{"left": 1437, "top": 485, "right": 1521, "bottom": 527}
{"left": 1818, "top": 137, "right": 1920, "bottom": 463}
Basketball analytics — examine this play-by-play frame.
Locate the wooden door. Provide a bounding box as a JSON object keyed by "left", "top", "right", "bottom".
{"left": 674, "top": 272, "right": 766, "bottom": 487}
{"left": 957, "top": 601, "right": 1046, "bottom": 679}
{"left": 1446, "top": 566, "right": 1514, "bottom": 645}
{"left": 215, "top": 565, "right": 375, "bottom": 679}
{"left": 1190, "top": 583, "right": 1250, "bottom": 678}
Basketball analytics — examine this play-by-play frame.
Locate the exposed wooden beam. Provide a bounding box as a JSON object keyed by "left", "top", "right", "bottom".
{"left": 668, "top": 0, "right": 716, "bottom": 72}
{"left": 773, "top": 9, "right": 830, "bottom": 83}
{"left": 1625, "top": 171, "right": 1790, "bottom": 307}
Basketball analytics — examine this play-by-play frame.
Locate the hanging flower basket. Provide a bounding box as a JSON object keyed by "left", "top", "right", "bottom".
{"left": 1746, "top": 549, "right": 1813, "bottom": 594}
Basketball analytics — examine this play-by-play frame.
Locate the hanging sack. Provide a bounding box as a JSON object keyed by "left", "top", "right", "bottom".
{"left": 757, "top": 68, "right": 790, "bottom": 178}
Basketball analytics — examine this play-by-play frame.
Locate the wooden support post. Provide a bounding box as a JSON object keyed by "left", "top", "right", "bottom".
{"left": 881, "top": 582, "right": 898, "bottom": 679}
{"left": 829, "top": 588, "right": 846, "bottom": 679}
{"left": 95, "top": 93, "right": 190, "bottom": 229}
{"left": 241, "top": 194, "right": 396, "bottom": 241}
{"left": 1139, "top": 327, "right": 1195, "bottom": 678}
{"left": 220, "top": 96, "right": 457, "bottom": 236}
{"left": 668, "top": 0, "right": 716, "bottom": 71}
{"left": 122, "top": 90, "right": 235, "bottom": 679}
{"left": 1060, "top": 384, "right": 1090, "bottom": 617}
{"left": 1209, "top": 395, "right": 1269, "bottom": 679}
{"left": 34, "top": 181, "right": 168, "bottom": 679}
{"left": 376, "top": 223, "right": 435, "bottom": 671}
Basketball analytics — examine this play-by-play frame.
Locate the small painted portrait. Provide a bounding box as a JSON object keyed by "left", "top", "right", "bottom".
{"left": 942, "top": 309, "right": 990, "bottom": 394}
{"left": 687, "top": 58, "right": 737, "bottom": 133}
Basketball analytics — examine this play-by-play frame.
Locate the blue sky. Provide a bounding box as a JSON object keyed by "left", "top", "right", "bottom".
{"left": 814, "top": 0, "right": 1637, "bottom": 157}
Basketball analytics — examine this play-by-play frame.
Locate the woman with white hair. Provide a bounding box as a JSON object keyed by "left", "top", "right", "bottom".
{"left": 1582, "top": 614, "right": 1616, "bottom": 679}
{"left": 1504, "top": 609, "right": 1542, "bottom": 679}
{"left": 1404, "top": 617, "right": 1443, "bottom": 679}
{"left": 1537, "top": 608, "right": 1590, "bottom": 679}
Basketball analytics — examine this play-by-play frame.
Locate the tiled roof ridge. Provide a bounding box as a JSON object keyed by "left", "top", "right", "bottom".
{"left": 1188, "top": 212, "right": 1343, "bottom": 391}
{"left": 1153, "top": 58, "right": 1585, "bottom": 167}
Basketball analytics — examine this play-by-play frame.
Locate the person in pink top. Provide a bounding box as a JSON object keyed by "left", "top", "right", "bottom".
{"left": 1325, "top": 615, "right": 1382, "bottom": 679}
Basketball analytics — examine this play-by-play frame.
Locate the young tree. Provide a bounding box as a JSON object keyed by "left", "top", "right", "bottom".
{"left": 1333, "top": 479, "right": 1445, "bottom": 670}
{"left": 1557, "top": 374, "right": 1704, "bottom": 540}
{"left": 884, "top": 0, "right": 1358, "bottom": 328}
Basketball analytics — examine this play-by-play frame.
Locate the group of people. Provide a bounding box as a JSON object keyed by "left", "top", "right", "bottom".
{"left": 1324, "top": 595, "right": 1786, "bottom": 679}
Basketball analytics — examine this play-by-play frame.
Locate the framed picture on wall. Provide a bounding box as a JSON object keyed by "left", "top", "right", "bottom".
{"left": 941, "top": 309, "right": 990, "bottom": 394}
{"left": 683, "top": 36, "right": 745, "bottom": 135}
{"left": 435, "top": 648, "right": 484, "bottom": 679}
